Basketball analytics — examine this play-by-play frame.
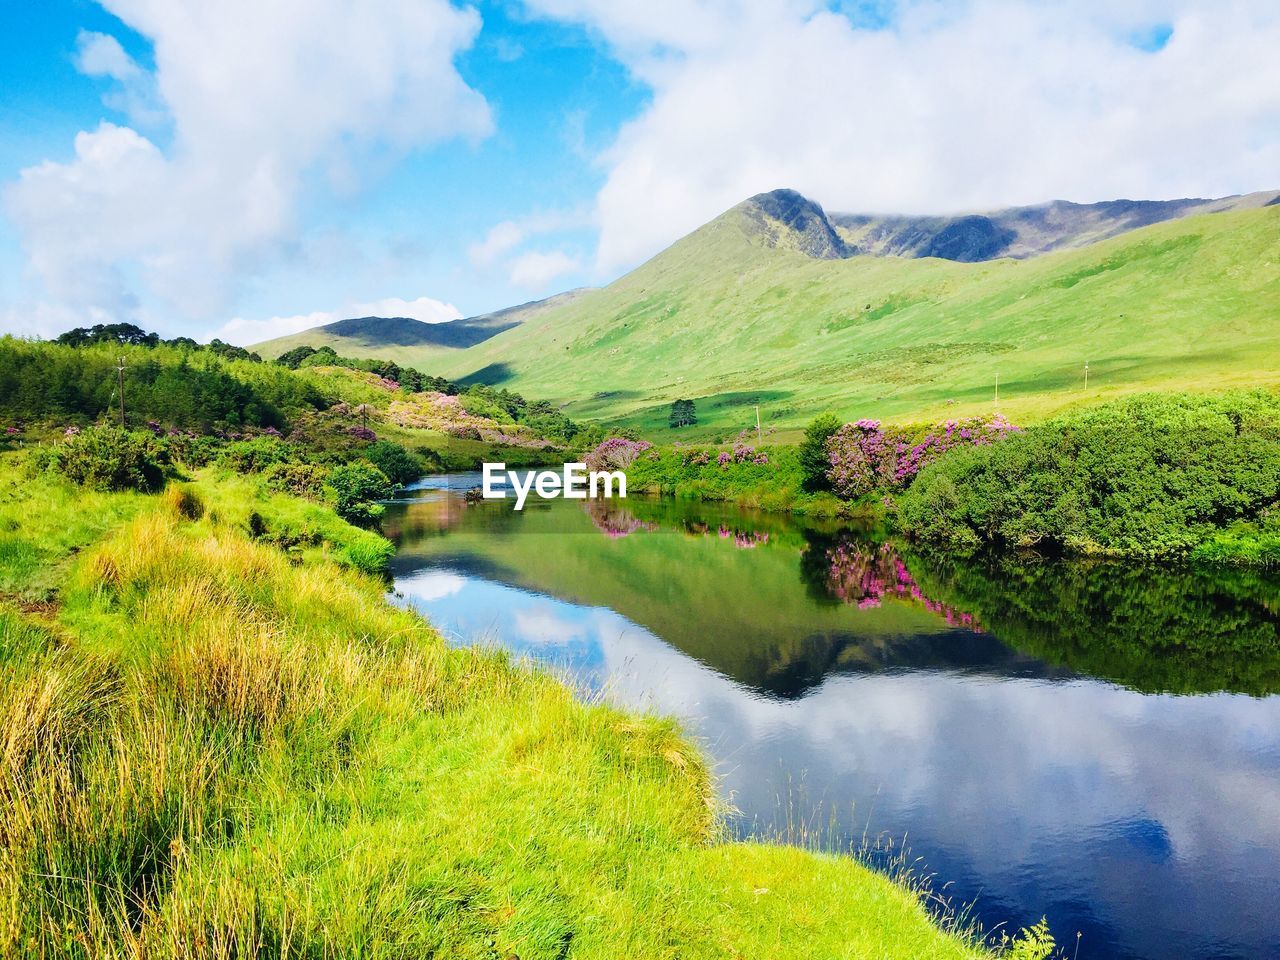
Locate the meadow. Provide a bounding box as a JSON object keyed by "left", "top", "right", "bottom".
{"left": 427, "top": 204, "right": 1280, "bottom": 438}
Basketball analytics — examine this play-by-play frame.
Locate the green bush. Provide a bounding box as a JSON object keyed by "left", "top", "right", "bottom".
{"left": 799, "top": 413, "right": 840, "bottom": 491}
{"left": 158, "top": 432, "right": 221, "bottom": 467}
{"left": 219, "top": 436, "right": 291, "bottom": 473}
{"left": 45, "top": 426, "right": 167, "bottom": 493}
{"left": 262, "top": 461, "right": 329, "bottom": 500}
{"left": 896, "top": 391, "right": 1280, "bottom": 557}
{"left": 328, "top": 461, "right": 393, "bottom": 525}
{"left": 361, "top": 440, "right": 423, "bottom": 487}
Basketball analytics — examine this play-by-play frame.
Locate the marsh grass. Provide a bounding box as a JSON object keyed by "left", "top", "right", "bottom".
{"left": 0, "top": 454, "right": 996, "bottom": 959}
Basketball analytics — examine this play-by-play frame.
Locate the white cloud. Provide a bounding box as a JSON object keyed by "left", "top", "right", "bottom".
{"left": 354, "top": 296, "right": 463, "bottom": 324}
{"left": 73, "top": 30, "right": 165, "bottom": 128}
{"left": 467, "top": 207, "right": 593, "bottom": 269}
{"left": 508, "top": 249, "right": 581, "bottom": 287}
{"left": 75, "top": 30, "right": 141, "bottom": 82}
{"left": 468, "top": 220, "right": 525, "bottom": 265}
{"left": 4, "top": 0, "right": 492, "bottom": 331}
{"left": 214, "top": 295, "right": 462, "bottom": 346}
{"left": 523, "top": 0, "right": 1280, "bottom": 270}
{"left": 0, "top": 301, "right": 115, "bottom": 340}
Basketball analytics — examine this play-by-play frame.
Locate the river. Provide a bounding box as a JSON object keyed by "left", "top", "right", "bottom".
{"left": 382, "top": 474, "right": 1280, "bottom": 960}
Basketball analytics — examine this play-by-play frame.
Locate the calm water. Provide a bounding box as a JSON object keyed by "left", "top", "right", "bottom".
{"left": 383, "top": 475, "right": 1280, "bottom": 960}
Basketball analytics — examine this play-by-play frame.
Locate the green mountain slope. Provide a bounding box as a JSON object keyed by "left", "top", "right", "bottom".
{"left": 253, "top": 288, "right": 590, "bottom": 365}
{"left": 434, "top": 196, "right": 1280, "bottom": 434}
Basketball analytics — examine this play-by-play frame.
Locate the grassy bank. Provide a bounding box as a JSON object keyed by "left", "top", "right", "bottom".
{"left": 0, "top": 457, "right": 1003, "bottom": 959}
{"left": 614, "top": 390, "right": 1280, "bottom": 566}
{"left": 624, "top": 443, "right": 850, "bottom": 517}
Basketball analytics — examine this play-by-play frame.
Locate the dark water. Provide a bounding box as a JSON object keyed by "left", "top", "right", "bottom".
{"left": 383, "top": 475, "right": 1280, "bottom": 960}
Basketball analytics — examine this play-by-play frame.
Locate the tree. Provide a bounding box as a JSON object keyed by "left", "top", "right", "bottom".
{"left": 56, "top": 323, "right": 157, "bottom": 347}
{"left": 362, "top": 440, "right": 423, "bottom": 487}
{"left": 668, "top": 398, "right": 697, "bottom": 429}
{"left": 799, "top": 413, "right": 841, "bottom": 491}
{"left": 276, "top": 345, "right": 319, "bottom": 369}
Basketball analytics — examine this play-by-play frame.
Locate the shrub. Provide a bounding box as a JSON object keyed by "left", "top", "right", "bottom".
{"left": 896, "top": 391, "right": 1280, "bottom": 557}
{"left": 799, "top": 414, "right": 841, "bottom": 491}
{"left": 159, "top": 431, "right": 221, "bottom": 467}
{"left": 825, "top": 415, "right": 1017, "bottom": 499}
{"left": 219, "top": 436, "right": 291, "bottom": 473}
{"left": 328, "top": 461, "right": 393, "bottom": 525}
{"left": 361, "top": 440, "right": 423, "bottom": 487}
{"left": 46, "top": 425, "right": 167, "bottom": 492}
{"left": 262, "top": 461, "right": 329, "bottom": 500}
{"left": 585, "top": 437, "right": 653, "bottom": 471}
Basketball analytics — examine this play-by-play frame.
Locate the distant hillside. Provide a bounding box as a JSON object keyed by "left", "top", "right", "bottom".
{"left": 253, "top": 289, "right": 590, "bottom": 365}
{"left": 431, "top": 191, "right": 1280, "bottom": 435}
{"left": 731, "top": 187, "right": 1280, "bottom": 264}
{"left": 829, "top": 190, "right": 1280, "bottom": 262}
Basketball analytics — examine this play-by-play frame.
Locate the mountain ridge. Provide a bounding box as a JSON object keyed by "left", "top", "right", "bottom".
{"left": 253, "top": 288, "right": 591, "bottom": 363}
{"left": 740, "top": 187, "right": 1280, "bottom": 263}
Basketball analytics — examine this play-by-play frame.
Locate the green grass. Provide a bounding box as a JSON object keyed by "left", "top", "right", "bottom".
{"left": 421, "top": 204, "right": 1280, "bottom": 438}
{"left": 0, "top": 455, "right": 1002, "bottom": 959}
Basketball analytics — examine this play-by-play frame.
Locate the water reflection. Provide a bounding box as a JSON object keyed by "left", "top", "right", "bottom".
{"left": 384, "top": 481, "right": 1280, "bottom": 960}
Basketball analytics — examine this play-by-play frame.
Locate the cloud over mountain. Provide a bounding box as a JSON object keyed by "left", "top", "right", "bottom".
{"left": 525, "top": 0, "right": 1280, "bottom": 271}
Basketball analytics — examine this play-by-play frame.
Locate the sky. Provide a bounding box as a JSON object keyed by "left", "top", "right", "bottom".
{"left": 1, "top": 0, "right": 1278, "bottom": 345}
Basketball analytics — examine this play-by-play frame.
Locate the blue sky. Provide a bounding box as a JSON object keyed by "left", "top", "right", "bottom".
{"left": 1, "top": 1, "right": 1278, "bottom": 343}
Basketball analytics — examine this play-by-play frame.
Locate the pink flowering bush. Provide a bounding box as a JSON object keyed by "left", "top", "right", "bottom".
{"left": 825, "top": 414, "right": 1018, "bottom": 499}
{"left": 585, "top": 437, "right": 653, "bottom": 471}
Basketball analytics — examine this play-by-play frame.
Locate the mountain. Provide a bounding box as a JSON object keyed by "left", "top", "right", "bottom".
{"left": 828, "top": 190, "right": 1280, "bottom": 262}
{"left": 428, "top": 189, "right": 1280, "bottom": 434}
{"left": 734, "top": 186, "right": 1280, "bottom": 264}
{"left": 252, "top": 288, "right": 590, "bottom": 365}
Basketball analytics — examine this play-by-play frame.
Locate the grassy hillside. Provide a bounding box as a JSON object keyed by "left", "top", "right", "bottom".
{"left": 0, "top": 458, "right": 998, "bottom": 958}
{"left": 434, "top": 202, "right": 1280, "bottom": 438}
{"left": 254, "top": 289, "right": 590, "bottom": 366}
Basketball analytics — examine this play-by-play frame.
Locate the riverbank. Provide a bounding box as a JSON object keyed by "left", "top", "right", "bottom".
{"left": 0, "top": 456, "right": 1005, "bottom": 959}
{"left": 618, "top": 390, "right": 1280, "bottom": 566}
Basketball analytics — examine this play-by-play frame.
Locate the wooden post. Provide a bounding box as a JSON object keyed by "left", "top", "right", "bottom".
{"left": 116, "top": 357, "right": 127, "bottom": 428}
{"left": 755, "top": 404, "right": 762, "bottom": 442}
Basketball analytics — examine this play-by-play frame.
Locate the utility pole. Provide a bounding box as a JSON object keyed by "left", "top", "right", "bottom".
{"left": 1084, "top": 361, "right": 1089, "bottom": 390}
{"left": 754, "top": 404, "right": 762, "bottom": 443}
{"left": 116, "top": 357, "right": 127, "bottom": 428}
